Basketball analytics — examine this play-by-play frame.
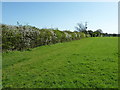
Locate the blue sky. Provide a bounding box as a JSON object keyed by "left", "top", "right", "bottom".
{"left": 2, "top": 2, "right": 118, "bottom": 33}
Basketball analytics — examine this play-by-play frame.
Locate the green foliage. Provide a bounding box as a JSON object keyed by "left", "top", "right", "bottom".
{"left": 79, "top": 32, "right": 86, "bottom": 38}
{"left": 2, "top": 24, "right": 88, "bottom": 51}
{"left": 2, "top": 37, "right": 118, "bottom": 88}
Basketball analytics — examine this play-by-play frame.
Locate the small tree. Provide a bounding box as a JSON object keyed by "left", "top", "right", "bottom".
{"left": 87, "top": 30, "right": 94, "bottom": 37}
{"left": 75, "top": 22, "right": 87, "bottom": 34}
{"left": 96, "top": 29, "right": 103, "bottom": 33}
{"left": 94, "top": 29, "right": 103, "bottom": 37}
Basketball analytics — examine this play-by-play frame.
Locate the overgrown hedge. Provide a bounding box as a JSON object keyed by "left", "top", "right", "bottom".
{"left": 1, "top": 24, "right": 90, "bottom": 51}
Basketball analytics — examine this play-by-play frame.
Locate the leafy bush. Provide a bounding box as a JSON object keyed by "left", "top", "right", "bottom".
{"left": 2, "top": 24, "right": 90, "bottom": 51}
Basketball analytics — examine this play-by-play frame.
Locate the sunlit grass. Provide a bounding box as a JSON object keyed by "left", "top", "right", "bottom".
{"left": 2, "top": 37, "right": 118, "bottom": 88}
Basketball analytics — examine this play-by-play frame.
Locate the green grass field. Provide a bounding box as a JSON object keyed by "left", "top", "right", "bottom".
{"left": 2, "top": 37, "right": 118, "bottom": 88}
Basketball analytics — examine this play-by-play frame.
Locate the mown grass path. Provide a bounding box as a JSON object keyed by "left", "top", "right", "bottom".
{"left": 2, "top": 37, "right": 118, "bottom": 88}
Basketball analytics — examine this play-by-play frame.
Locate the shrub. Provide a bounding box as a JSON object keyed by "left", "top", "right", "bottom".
{"left": 2, "top": 24, "right": 90, "bottom": 51}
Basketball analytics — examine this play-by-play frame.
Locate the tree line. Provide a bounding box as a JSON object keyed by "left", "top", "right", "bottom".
{"left": 75, "top": 22, "right": 119, "bottom": 37}
{"left": 1, "top": 22, "right": 119, "bottom": 52}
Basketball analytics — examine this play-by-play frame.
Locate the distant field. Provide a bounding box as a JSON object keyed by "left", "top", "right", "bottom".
{"left": 2, "top": 37, "right": 118, "bottom": 88}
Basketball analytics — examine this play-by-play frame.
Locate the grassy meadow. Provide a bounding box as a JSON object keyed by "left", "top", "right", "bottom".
{"left": 2, "top": 37, "right": 118, "bottom": 88}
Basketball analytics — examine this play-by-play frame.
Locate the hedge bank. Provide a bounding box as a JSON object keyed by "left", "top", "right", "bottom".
{"left": 1, "top": 24, "right": 90, "bottom": 51}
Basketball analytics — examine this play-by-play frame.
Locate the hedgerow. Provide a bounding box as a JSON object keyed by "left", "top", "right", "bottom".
{"left": 1, "top": 24, "right": 90, "bottom": 51}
